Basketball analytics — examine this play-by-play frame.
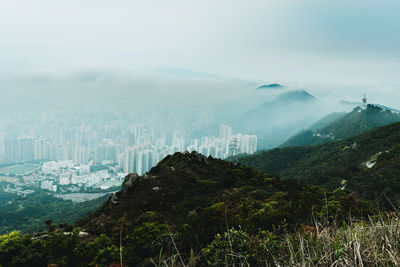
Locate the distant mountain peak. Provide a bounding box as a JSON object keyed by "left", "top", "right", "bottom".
{"left": 257, "top": 83, "right": 283, "bottom": 90}
{"left": 275, "top": 90, "right": 316, "bottom": 102}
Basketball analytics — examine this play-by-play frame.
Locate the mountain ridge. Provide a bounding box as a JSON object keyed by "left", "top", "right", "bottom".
{"left": 256, "top": 83, "right": 284, "bottom": 90}
{"left": 78, "top": 151, "right": 372, "bottom": 241}
{"left": 233, "top": 121, "right": 400, "bottom": 205}
{"left": 230, "top": 90, "right": 323, "bottom": 149}
{"left": 282, "top": 104, "right": 400, "bottom": 147}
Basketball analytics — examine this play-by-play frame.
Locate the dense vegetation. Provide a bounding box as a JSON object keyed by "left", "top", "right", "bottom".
{"left": 4, "top": 216, "right": 400, "bottom": 267}
{"left": 234, "top": 121, "right": 400, "bottom": 207}
{"left": 282, "top": 105, "right": 400, "bottom": 147}
{"left": 0, "top": 230, "right": 121, "bottom": 267}
{"left": 0, "top": 188, "right": 108, "bottom": 234}
{"left": 79, "top": 151, "right": 373, "bottom": 234}
{"left": 0, "top": 152, "right": 377, "bottom": 266}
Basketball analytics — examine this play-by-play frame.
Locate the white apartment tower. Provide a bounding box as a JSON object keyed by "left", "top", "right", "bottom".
{"left": 220, "top": 124, "right": 232, "bottom": 141}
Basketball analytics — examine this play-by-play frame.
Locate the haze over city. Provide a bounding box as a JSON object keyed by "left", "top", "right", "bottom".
{"left": 1, "top": 0, "right": 400, "bottom": 109}
{"left": 2, "top": 0, "right": 400, "bottom": 191}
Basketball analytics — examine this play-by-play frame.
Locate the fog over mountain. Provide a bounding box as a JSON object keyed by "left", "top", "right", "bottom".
{"left": 1, "top": 0, "right": 400, "bottom": 110}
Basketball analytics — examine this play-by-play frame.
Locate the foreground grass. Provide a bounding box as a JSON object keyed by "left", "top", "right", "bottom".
{"left": 281, "top": 219, "right": 400, "bottom": 266}
{"left": 152, "top": 216, "right": 400, "bottom": 266}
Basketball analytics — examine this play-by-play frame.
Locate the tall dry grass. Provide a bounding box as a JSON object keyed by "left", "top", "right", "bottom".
{"left": 150, "top": 216, "right": 400, "bottom": 266}
{"left": 274, "top": 217, "right": 400, "bottom": 266}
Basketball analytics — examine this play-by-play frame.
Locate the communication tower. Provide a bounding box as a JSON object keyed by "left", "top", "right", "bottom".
{"left": 361, "top": 94, "right": 367, "bottom": 110}
{"left": 360, "top": 94, "right": 368, "bottom": 129}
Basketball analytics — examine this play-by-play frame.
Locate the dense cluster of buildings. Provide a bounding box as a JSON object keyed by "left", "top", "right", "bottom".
{"left": 1, "top": 160, "right": 124, "bottom": 194}
{"left": 38, "top": 160, "right": 123, "bottom": 191}
{"left": 0, "top": 112, "right": 257, "bottom": 176}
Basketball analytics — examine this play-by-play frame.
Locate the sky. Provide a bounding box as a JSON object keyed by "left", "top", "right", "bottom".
{"left": 1, "top": 0, "right": 399, "bottom": 108}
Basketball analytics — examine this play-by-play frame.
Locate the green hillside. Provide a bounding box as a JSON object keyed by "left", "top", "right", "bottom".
{"left": 282, "top": 105, "right": 400, "bottom": 147}
{"left": 308, "top": 112, "right": 346, "bottom": 131}
{"left": 234, "top": 121, "right": 400, "bottom": 205}
{"left": 0, "top": 189, "right": 109, "bottom": 234}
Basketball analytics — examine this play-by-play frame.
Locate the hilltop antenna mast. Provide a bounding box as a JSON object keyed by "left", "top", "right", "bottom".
{"left": 360, "top": 93, "right": 367, "bottom": 129}
{"left": 361, "top": 93, "right": 367, "bottom": 110}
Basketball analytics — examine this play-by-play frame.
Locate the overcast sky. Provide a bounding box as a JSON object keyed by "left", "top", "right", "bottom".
{"left": 1, "top": 0, "right": 399, "bottom": 108}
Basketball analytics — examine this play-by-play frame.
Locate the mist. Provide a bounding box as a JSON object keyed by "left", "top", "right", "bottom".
{"left": 0, "top": 68, "right": 253, "bottom": 111}
{"left": 1, "top": 0, "right": 400, "bottom": 107}
{"left": 0, "top": 0, "right": 399, "bottom": 158}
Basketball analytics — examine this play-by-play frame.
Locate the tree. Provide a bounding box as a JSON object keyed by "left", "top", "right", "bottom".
{"left": 0, "top": 231, "right": 46, "bottom": 267}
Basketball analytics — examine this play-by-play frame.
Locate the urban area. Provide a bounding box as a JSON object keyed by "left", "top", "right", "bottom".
{"left": 0, "top": 109, "right": 257, "bottom": 196}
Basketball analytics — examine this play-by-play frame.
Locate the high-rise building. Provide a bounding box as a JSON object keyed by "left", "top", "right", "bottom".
{"left": 135, "top": 150, "right": 143, "bottom": 175}
{"left": 236, "top": 134, "right": 258, "bottom": 155}
{"left": 248, "top": 135, "right": 257, "bottom": 154}
{"left": 0, "top": 134, "right": 5, "bottom": 161}
{"left": 34, "top": 139, "right": 45, "bottom": 160}
{"left": 4, "top": 139, "right": 19, "bottom": 162}
{"left": 220, "top": 124, "right": 232, "bottom": 141}
{"left": 4, "top": 138, "right": 34, "bottom": 162}
{"left": 73, "top": 146, "right": 89, "bottom": 165}
{"left": 118, "top": 152, "right": 125, "bottom": 170}
{"left": 96, "top": 141, "right": 117, "bottom": 163}
{"left": 143, "top": 150, "right": 150, "bottom": 173}
{"left": 124, "top": 147, "right": 136, "bottom": 173}
{"left": 128, "top": 132, "right": 136, "bottom": 146}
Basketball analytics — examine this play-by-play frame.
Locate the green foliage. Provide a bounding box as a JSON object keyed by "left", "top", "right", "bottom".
{"left": 82, "top": 235, "right": 119, "bottom": 267}
{"left": 200, "top": 228, "right": 261, "bottom": 266}
{"left": 0, "top": 190, "right": 108, "bottom": 234}
{"left": 0, "top": 231, "right": 121, "bottom": 267}
{"left": 76, "top": 152, "right": 375, "bottom": 264}
{"left": 123, "top": 222, "right": 168, "bottom": 266}
{"left": 0, "top": 231, "right": 46, "bottom": 267}
{"left": 282, "top": 129, "right": 331, "bottom": 147}
{"left": 235, "top": 121, "right": 400, "bottom": 207}
{"left": 90, "top": 244, "right": 119, "bottom": 267}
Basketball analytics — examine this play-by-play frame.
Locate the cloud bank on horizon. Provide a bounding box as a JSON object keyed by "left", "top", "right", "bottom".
{"left": 0, "top": 0, "right": 399, "bottom": 108}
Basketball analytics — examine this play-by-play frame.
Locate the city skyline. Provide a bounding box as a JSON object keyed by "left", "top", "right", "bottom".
{"left": 0, "top": 109, "right": 257, "bottom": 177}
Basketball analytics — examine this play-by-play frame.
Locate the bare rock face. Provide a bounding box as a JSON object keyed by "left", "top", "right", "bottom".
{"left": 110, "top": 193, "right": 118, "bottom": 204}
{"left": 107, "top": 151, "right": 215, "bottom": 208}
{"left": 194, "top": 151, "right": 205, "bottom": 162}
{"left": 191, "top": 151, "right": 209, "bottom": 165}
{"left": 152, "top": 186, "right": 160, "bottom": 192}
{"left": 108, "top": 172, "right": 141, "bottom": 205}
{"left": 121, "top": 173, "right": 140, "bottom": 192}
